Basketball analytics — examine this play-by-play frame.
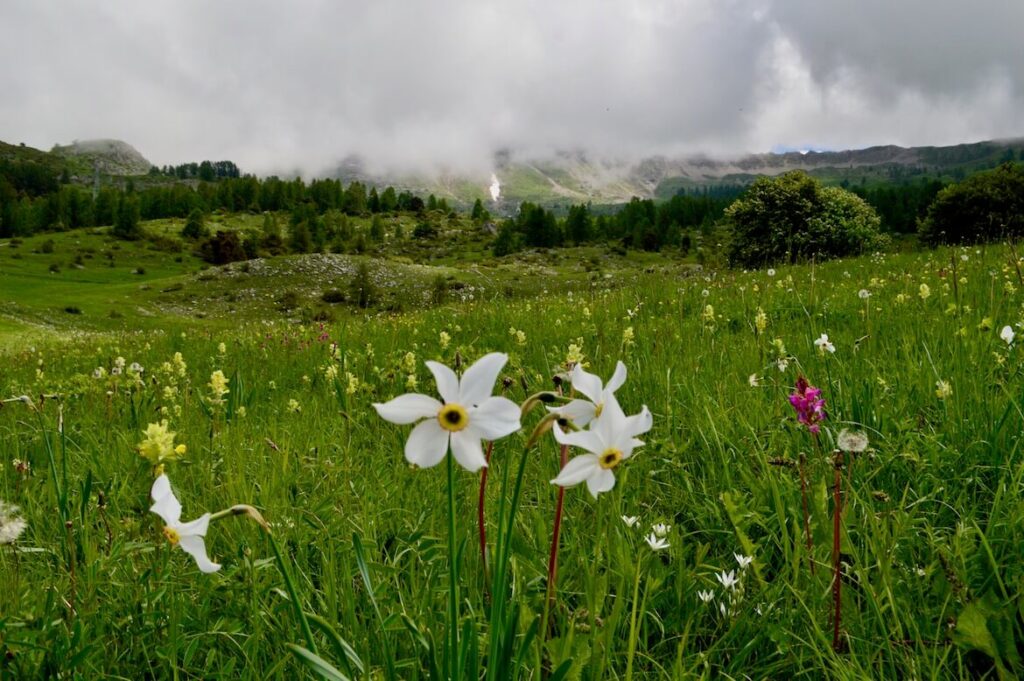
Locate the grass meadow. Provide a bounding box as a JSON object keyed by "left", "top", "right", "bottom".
{"left": 1, "top": 235, "right": 1023, "bottom": 679}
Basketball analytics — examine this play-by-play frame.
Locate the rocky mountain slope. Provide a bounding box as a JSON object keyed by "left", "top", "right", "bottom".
{"left": 329, "top": 139, "right": 1024, "bottom": 208}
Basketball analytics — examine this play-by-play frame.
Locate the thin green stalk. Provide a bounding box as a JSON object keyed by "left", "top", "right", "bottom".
{"left": 539, "top": 443, "right": 569, "bottom": 670}
{"left": 486, "top": 443, "right": 531, "bottom": 680}
{"left": 447, "top": 451, "right": 461, "bottom": 681}
{"left": 624, "top": 554, "right": 644, "bottom": 680}
{"left": 35, "top": 408, "right": 68, "bottom": 524}
{"left": 267, "top": 532, "right": 318, "bottom": 654}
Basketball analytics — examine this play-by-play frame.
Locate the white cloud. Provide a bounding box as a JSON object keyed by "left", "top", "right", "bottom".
{"left": 0, "top": 0, "right": 1020, "bottom": 174}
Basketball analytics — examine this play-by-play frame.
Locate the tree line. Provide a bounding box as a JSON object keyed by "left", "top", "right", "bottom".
{"left": 492, "top": 188, "right": 742, "bottom": 256}
{"left": 0, "top": 170, "right": 434, "bottom": 238}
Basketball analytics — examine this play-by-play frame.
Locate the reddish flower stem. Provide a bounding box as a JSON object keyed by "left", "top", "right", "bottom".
{"left": 545, "top": 444, "right": 570, "bottom": 613}
{"left": 798, "top": 452, "right": 814, "bottom": 575}
{"left": 478, "top": 441, "right": 495, "bottom": 591}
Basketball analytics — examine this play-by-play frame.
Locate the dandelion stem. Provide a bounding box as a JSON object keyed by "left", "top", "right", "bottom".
{"left": 446, "top": 450, "right": 461, "bottom": 681}
{"left": 65, "top": 520, "right": 76, "bottom": 621}
{"left": 832, "top": 450, "right": 844, "bottom": 652}
{"left": 478, "top": 440, "right": 494, "bottom": 595}
{"left": 798, "top": 452, "right": 814, "bottom": 575}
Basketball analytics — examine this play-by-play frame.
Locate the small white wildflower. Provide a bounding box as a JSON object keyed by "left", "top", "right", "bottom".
{"left": 651, "top": 523, "right": 671, "bottom": 538}
{"left": 621, "top": 515, "right": 639, "bottom": 528}
{"left": 717, "top": 570, "right": 739, "bottom": 590}
{"left": 748, "top": 374, "right": 760, "bottom": 387}
{"left": 814, "top": 333, "right": 836, "bottom": 354}
{"left": 734, "top": 553, "right": 753, "bottom": 570}
{"left": 697, "top": 590, "right": 715, "bottom": 603}
{"left": 858, "top": 289, "right": 871, "bottom": 300}
{"left": 1000, "top": 325, "right": 1015, "bottom": 346}
{"left": 645, "top": 533, "right": 670, "bottom": 551}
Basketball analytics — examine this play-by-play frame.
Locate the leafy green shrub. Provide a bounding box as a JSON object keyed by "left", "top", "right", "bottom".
{"left": 919, "top": 163, "right": 1024, "bottom": 246}
{"left": 149, "top": 234, "right": 183, "bottom": 253}
{"left": 725, "top": 171, "right": 887, "bottom": 267}
{"left": 321, "top": 289, "right": 346, "bottom": 304}
{"left": 413, "top": 221, "right": 438, "bottom": 239}
{"left": 349, "top": 261, "right": 375, "bottom": 309}
{"left": 181, "top": 209, "right": 208, "bottom": 240}
{"left": 431, "top": 274, "right": 449, "bottom": 305}
{"left": 278, "top": 290, "right": 301, "bottom": 311}
{"left": 200, "top": 230, "right": 247, "bottom": 265}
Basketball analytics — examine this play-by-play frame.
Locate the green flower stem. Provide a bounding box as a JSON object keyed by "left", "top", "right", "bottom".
{"left": 624, "top": 554, "right": 644, "bottom": 681}
{"left": 478, "top": 440, "right": 495, "bottom": 594}
{"left": 539, "top": 443, "right": 569, "bottom": 666}
{"left": 34, "top": 408, "right": 67, "bottom": 524}
{"left": 485, "top": 443, "right": 531, "bottom": 680}
{"left": 447, "top": 450, "right": 461, "bottom": 681}
{"left": 267, "top": 532, "right": 318, "bottom": 655}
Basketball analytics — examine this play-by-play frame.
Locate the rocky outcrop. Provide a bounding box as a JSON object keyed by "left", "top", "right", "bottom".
{"left": 51, "top": 139, "right": 153, "bottom": 176}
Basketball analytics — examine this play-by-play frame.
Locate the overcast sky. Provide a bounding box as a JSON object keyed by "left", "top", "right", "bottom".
{"left": 1, "top": 0, "right": 1022, "bottom": 175}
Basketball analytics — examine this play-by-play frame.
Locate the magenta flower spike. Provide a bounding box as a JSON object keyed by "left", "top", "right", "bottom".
{"left": 789, "top": 375, "right": 826, "bottom": 434}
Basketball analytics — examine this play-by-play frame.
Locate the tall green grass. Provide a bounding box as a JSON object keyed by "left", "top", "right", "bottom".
{"left": 0, "top": 244, "right": 1022, "bottom": 678}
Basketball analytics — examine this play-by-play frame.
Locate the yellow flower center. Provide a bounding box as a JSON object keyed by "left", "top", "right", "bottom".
{"left": 163, "top": 526, "right": 181, "bottom": 545}
{"left": 598, "top": 448, "right": 623, "bottom": 469}
{"left": 593, "top": 402, "right": 604, "bottom": 419}
{"left": 437, "top": 403, "right": 469, "bottom": 432}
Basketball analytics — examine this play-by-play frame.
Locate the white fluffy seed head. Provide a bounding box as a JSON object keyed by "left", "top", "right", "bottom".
{"left": 0, "top": 501, "right": 27, "bottom": 545}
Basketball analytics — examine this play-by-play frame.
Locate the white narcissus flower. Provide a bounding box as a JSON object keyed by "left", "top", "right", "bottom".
{"left": 550, "top": 393, "right": 652, "bottom": 498}
{"left": 373, "top": 352, "right": 521, "bottom": 472}
{"left": 1000, "top": 325, "right": 1015, "bottom": 346}
{"left": 150, "top": 474, "right": 220, "bottom": 573}
{"left": 814, "top": 333, "right": 836, "bottom": 354}
{"left": 550, "top": 361, "right": 627, "bottom": 427}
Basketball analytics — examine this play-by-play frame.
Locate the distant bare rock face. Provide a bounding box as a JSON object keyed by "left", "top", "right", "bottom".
{"left": 52, "top": 139, "right": 153, "bottom": 175}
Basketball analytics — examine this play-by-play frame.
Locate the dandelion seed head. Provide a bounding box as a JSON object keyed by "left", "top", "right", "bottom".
{"left": 837, "top": 429, "right": 869, "bottom": 453}
{"left": 0, "top": 501, "right": 26, "bottom": 545}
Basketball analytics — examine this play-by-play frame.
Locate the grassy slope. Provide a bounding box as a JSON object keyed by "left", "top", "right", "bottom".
{"left": 1, "top": 218, "right": 1022, "bottom": 678}
{"left": 0, "top": 217, "right": 694, "bottom": 345}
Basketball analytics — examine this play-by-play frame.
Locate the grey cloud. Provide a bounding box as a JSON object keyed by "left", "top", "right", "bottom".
{"left": 0, "top": 0, "right": 1020, "bottom": 176}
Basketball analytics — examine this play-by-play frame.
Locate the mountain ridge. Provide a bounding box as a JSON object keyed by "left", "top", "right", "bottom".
{"left": 326, "top": 138, "right": 1024, "bottom": 208}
